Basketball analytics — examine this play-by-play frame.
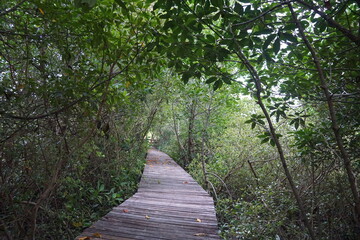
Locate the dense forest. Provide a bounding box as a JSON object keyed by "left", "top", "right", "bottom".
{"left": 0, "top": 0, "right": 359, "bottom": 239}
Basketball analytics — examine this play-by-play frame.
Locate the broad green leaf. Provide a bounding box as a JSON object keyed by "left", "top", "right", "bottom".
{"left": 258, "top": 119, "right": 265, "bottom": 125}
{"left": 264, "top": 51, "right": 272, "bottom": 62}
{"left": 182, "top": 71, "right": 192, "bottom": 84}
{"left": 206, "top": 34, "right": 216, "bottom": 43}
{"left": 234, "top": 2, "right": 243, "bottom": 15}
{"left": 114, "top": 0, "right": 128, "bottom": 11}
{"left": 253, "top": 29, "right": 273, "bottom": 35}
{"left": 273, "top": 37, "right": 280, "bottom": 54}
{"left": 222, "top": 75, "right": 232, "bottom": 84}
{"left": 213, "top": 80, "right": 223, "bottom": 90}
{"left": 263, "top": 34, "right": 276, "bottom": 50}
{"left": 210, "top": 0, "right": 224, "bottom": 8}
{"left": 213, "top": 12, "right": 221, "bottom": 20}
{"left": 280, "top": 32, "right": 298, "bottom": 42}
{"left": 206, "top": 77, "right": 217, "bottom": 84}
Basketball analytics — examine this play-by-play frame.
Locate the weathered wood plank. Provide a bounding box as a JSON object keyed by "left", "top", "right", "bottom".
{"left": 76, "top": 148, "right": 220, "bottom": 239}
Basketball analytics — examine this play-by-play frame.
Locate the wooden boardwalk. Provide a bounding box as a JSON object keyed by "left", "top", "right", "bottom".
{"left": 76, "top": 148, "right": 220, "bottom": 240}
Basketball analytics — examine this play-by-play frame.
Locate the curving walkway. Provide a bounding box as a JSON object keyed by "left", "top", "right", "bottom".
{"left": 76, "top": 148, "right": 220, "bottom": 240}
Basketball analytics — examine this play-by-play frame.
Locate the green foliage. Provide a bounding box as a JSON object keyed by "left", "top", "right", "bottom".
{"left": 150, "top": 0, "right": 360, "bottom": 239}
{"left": 1, "top": 0, "right": 359, "bottom": 239}
{"left": 217, "top": 196, "right": 298, "bottom": 240}
{"left": 0, "top": 0, "right": 162, "bottom": 238}
{"left": 44, "top": 156, "right": 144, "bottom": 238}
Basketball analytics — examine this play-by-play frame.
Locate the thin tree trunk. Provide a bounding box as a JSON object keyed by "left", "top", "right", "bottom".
{"left": 200, "top": 98, "right": 213, "bottom": 190}
{"left": 186, "top": 99, "right": 197, "bottom": 166}
{"left": 29, "top": 136, "right": 70, "bottom": 240}
{"left": 248, "top": 160, "right": 259, "bottom": 187}
{"left": 171, "top": 102, "right": 186, "bottom": 154}
{"left": 288, "top": 2, "right": 360, "bottom": 224}
{"left": 230, "top": 26, "right": 316, "bottom": 240}
{"left": 180, "top": 3, "right": 316, "bottom": 238}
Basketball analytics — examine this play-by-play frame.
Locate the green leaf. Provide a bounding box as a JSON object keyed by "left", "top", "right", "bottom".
{"left": 210, "top": 0, "right": 224, "bottom": 8}
{"left": 273, "top": 37, "right": 280, "bottom": 54}
{"left": 253, "top": 29, "right": 273, "bottom": 35}
{"left": 182, "top": 71, "right": 192, "bottom": 84}
{"left": 263, "top": 34, "right": 276, "bottom": 50}
{"left": 206, "top": 34, "right": 216, "bottom": 43}
{"left": 280, "top": 33, "right": 298, "bottom": 42}
{"left": 248, "top": 39, "right": 254, "bottom": 49}
{"left": 243, "top": 6, "right": 251, "bottom": 14}
{"left": 146, "top": 42, "right": 156, "bottom": 51}
{"left": 163, "top": 20, "right": 175, "bottom": 30}
{"left": 276, "top": 111, "right": 280, "bottom": 122}
{"left": 206, "top": 77, "right": 217, "bottom": 84}
{"left": 218, "top": 47, "right": 230, "bottom": 61}
{"left": 114, "top": 0, "right": 128, "bottom": 11}
{"left": 75, "top": 0, "right": 97, "bottom": 9}
{"left": 153, "top": 1, "right": 161, "bottom": 10}
{"left": 213, "top": 12, "right": 221, "bottom": 21}
{"left": 213, "top": 80, "right": 223, "bottom": 90}
{"left": 222, "top": 75, "right": 232, "bottom": 84}
{"left": 258, "top": 119, "right": 265, "bottom": 125}
{"left": 264, "top": 51, "right": 272, "bottom": 62}
{"left": 234, "top": 2, "right": 243, "bottom": 15}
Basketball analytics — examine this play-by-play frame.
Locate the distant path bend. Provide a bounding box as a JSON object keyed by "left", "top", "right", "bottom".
{"left": 76, "top": 148, "right": 220, "bottom": 240}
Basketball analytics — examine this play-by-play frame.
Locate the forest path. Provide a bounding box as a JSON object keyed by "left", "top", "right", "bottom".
{"left": 76, "top": 148, "right": 220, "bottom": 240}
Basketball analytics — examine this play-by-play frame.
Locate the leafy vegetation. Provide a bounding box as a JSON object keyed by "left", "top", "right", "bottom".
{"left": 0, "top": 0, "right": 161, "bottom": 238}
{"left": 1, "top": 0, "right": 359, "bottom": 239}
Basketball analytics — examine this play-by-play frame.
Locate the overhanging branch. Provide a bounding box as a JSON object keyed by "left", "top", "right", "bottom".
{"left": 295, "top": 0, "right": 360, "bottom": 46}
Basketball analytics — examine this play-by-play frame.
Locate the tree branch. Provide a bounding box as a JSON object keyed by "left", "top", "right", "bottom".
{"left": 288, "top": 1, "right": 360, "bottom": 226}
{"left": 0, "top": 44, "right": 145, "bottom": 120}
{"left": 232, "top": 1, "right": 291, "bottom": 26}
{"left": 295, "top": 0, "right": 360, "bottom": 46}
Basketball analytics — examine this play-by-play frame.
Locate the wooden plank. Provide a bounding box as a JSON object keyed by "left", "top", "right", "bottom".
{"left": 79, "top": 225, "right": 219, "bottom": 240}
{"left": 76, "top": 149, "right": 220, "bottom": 240}
{"left": 114, "top": 203, "right": 217, "bottom": 218}
{"left": 82, "top": 219, "right": 219, "bottom": 239}
{"left": 104, "top": 212, "right": 218, "bottom": 228}
{"left": 111, "top": 207, "right": 218, "bottom": 222}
